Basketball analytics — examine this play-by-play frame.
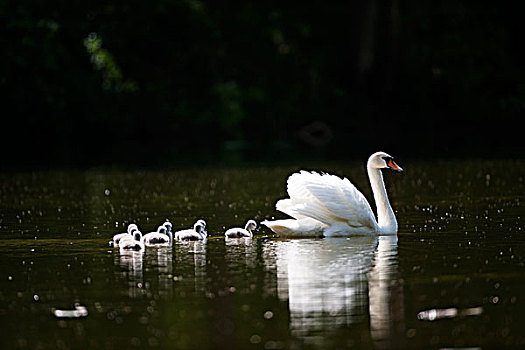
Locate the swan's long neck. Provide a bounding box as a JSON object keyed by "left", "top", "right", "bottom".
{"left": 367, "top": 166, "right": 397, "bottom": 234}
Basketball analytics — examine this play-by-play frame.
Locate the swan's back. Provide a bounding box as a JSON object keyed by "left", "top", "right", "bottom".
{"left": 277, "top": 171, "right": 378, "bottom": 233}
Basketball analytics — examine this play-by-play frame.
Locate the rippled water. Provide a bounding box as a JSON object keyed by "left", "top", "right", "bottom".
{"left": 0, "top": 160, "right": 523, "bottom": 349}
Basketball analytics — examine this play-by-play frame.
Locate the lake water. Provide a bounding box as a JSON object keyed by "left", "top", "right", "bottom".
{"left": 0, "top": 159, "right": 524, "bottom": 349}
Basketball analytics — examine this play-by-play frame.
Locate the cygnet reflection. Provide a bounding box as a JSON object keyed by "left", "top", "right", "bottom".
{"left": 225, "top": 235, "right": 257, "bottom": 268}
{"left": 115, "top": 250, "right": 144, "bottom": 298}
{"left": 174, "top": 240, "right": 208, "bottom": 293}
{"left": 115, "top": 246, "right": 175, "bottom": 300}
{"left": 144, "top": 247, "right": 174, "bottom": 300}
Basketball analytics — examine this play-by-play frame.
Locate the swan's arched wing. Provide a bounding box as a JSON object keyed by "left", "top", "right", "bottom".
{"left": 278, "top": 171, "right": 377, "bottom": 229}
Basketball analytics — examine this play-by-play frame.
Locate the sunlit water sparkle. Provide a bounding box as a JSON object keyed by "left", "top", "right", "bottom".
{"left": 0, "top": 160, "right": 523, "bottom": 349}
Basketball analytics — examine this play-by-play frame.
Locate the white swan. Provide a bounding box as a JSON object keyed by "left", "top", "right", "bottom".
{"left": 261, "top": 152, "right": 403, "bottom": 237}
{"left": 110, "top": 224, "right": 138, "bottom": 247}
{"left": 174, "top": 219, "right": 207, "bottom": 241}
{"left": 225, "top": 219, "right": 257, "bottom": 238}
{"left": 142, "top": 225, "right": 172, "bottom": 246}
{"left": 119, "top": 230, "right": 145, "bottom": 252}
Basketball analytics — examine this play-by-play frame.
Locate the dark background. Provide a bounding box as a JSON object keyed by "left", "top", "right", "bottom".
{"left": 1, "top": 0, "right": 522, "bottom": 168}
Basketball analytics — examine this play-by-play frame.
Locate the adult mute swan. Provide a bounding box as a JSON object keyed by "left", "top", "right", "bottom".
{"left": 261, "top": 152, "right": 403, "bottom": 237}
{"left": 225, "top": 219, "right": 257, "bottom": 238}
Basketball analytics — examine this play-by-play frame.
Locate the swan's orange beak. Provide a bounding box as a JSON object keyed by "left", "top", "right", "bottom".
{"left": 387, "top": 159, "right": 403, "bottom": 172}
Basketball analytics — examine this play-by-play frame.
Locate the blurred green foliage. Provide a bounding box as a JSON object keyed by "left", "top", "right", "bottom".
{"left": 83, "top": 32, "right": 138, "bottom": 93}
{"left": 0, "top": 0, "right": 522, "bottom": 167}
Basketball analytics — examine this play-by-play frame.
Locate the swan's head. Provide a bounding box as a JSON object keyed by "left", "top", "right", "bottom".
{"left": 245, "top": 220, "right": 257, "bottom": 232}
{"left": 157, "top": 226, "right": 167, "bottom": 234}
{"left": 133, "top": 231, "right": 143, "bottom": 241}
{"left": 368, "top": 152, "right": 403, "bottom": 171}
{"left": 163, "top": 221, "right": 172, "bottom": 232}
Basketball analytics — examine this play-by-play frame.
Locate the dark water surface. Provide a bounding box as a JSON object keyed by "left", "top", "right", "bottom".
{"left": 1, "top": 160, "right": 524, "bottom": 349}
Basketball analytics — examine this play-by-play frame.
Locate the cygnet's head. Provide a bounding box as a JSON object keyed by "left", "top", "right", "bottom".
{"left": 194, "top": 222, "right": 204, "bottom": 233}
{"left": 368, "top": 152, "right": 403, "bottom": 171}
{"left": 194, "top": 219, "right": 207, "bottom": 234}
{"left": 163, "top": 221, "right": 172, "bottom": 232}
{"left": 157, "top": 226, "right": 167, "bottom": 234}
{"left": 245, "top": 220, "right": 257, "bottom": 232}
{"left": 133, "top": 231, "right": 143, "bottom": 241}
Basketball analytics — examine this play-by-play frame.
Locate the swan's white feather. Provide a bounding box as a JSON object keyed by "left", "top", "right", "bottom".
{"left": 261, "top": 218, "right": 327, "bottom": 237}
{"left": 277, "top": 171, "right": 377, "bottom": 231}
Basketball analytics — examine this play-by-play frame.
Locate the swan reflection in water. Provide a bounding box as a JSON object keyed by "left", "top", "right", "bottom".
{"left": 368, "top": 235, "right": 403, "bottom": 349}
{"left": 265, "top": 235, "right": 402, "bottom": 348}
{"left": 115, "top": 247, "right": 174, "bottom": 299}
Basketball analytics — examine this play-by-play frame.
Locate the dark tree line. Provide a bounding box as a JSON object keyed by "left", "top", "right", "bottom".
{"left": 1, "top": 0, "right": 522, "bottom": 168}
